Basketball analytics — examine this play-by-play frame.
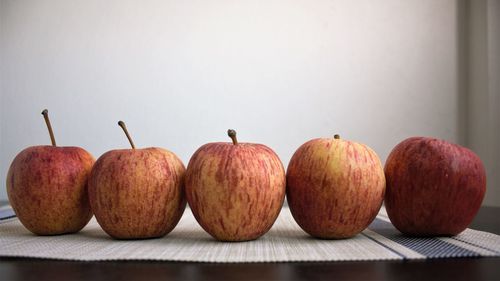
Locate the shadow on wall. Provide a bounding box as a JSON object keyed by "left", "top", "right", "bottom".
{"left": 458, "top": 0, "right": 500, "bottom": 206}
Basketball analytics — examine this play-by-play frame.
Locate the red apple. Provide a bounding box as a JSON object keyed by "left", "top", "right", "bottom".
{"left": 185, "top": 129, "right": 286, "bottom": 241}
{"left": 88, "top": 121, "right": 186, "bottom": 239}
{"left": 384, "top": 137, "right": 486, "bottom": 236}
{"left": 286, "top": 134, "right": 386, "bottom": 239}
{"left": 6, "top": 109, "right": 95, "bottom": 235}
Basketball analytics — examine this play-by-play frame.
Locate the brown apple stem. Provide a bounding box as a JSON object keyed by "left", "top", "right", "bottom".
{"left": 118, "top": 121, "right": 136, "bottom": 149}
{"left": 41, "top": 109, "right": 57, "bottom": 146}
{"left": 227, "top": 129, "right": 238, "bottom": 145}
{"left": 334, "top": 134, "right": 340, "bottom": 139}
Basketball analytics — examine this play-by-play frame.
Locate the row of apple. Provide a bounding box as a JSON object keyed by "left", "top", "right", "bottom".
{"left": 6, "top": 110, "right": 486, "bottom": 241}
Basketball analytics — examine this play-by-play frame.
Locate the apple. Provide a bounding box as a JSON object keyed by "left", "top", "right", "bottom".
{"left": 6, "top": 109, "right": 95, "bottom": 235}
{"left": 384, "top": 137, "right": 486, "bottom": 236}
{"left": 286, "top": 134, "right": 386, "bottom": 239}
{"left": 185, "top": 129, "right": 286, "bottom": 242}
{"left": 88, "top": 121, "right": 186, "bottom": 239}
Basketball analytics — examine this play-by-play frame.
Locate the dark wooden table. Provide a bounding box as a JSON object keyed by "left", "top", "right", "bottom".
{"left": 1, "top": 204, "right": 499, "bottom": 281}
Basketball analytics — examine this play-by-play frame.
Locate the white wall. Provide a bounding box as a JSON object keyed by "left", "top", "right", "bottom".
{"left": 1, "top": 1, "right": 468, "bottom": 202}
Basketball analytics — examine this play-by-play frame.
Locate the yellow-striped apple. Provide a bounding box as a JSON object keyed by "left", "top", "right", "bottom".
{"left": 185, "top": 129, "right": 286, "bottom": 241}
{"left": 384, "top": 137, "right": 486, "bottom": 236}
{"left": 7, "top": 109, "right": 95, "bottom": 235}
{"left": 286, "top": 134, "right": 385, "bottom": 239}
{"left": 88, "top": 121, "right": 186, "bottom": 239}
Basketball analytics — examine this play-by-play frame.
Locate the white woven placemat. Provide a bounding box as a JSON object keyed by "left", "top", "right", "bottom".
{"left": 0, "top": 206, "right": 499, "bottom": 262}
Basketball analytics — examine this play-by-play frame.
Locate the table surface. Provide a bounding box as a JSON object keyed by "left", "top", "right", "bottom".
{"left": 1, "top": 203, "right": 499, "bottom": 281}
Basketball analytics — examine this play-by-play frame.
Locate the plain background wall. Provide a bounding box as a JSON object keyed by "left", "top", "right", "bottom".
{"left": 1, "top": 0, "right": 495, "bottom": 205}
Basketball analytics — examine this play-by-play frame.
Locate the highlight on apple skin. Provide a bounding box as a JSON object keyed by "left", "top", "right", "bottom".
{"left": 185, "top": 129, "right": 286, "bottom": 242}
{"left": 88, "top": 121, "right": 186, "bottom": 239}
{"left": 6, "top": 109, "right": 95, "bottom": 235}
{"left": 384, "top": 137, "right": 486, "bottom": 237}
{"left": 286, "top": 134, "right": 386, "bottom": 239}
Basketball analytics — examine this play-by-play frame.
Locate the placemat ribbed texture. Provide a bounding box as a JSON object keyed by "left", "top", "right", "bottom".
{"left": 1, "top": 207, "right": 499, "bottom": 262}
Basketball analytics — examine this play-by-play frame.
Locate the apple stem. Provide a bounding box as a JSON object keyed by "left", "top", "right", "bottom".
{"left": 41, "top": 109, "right": 57, "bottom": 146}
{"left": 334, "top": 134, "right": 340, "bottom": 139}
{"left": 227, "top": 129, "right": 238, "bottom": 145}
{"left": 118, "top": 121, "right": 136, "bottom": 149}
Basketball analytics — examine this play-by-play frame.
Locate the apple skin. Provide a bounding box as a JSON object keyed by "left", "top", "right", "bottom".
{"left": 384, "top": 137, "right": 486, "bottom": 236}
{"left": 185, "top": 142, "right": 286, "bottom": 242}
{"left": 88, "top": 147, "right": 186, "bottom": 239}
{"left": 286, "top": 137, "right": 386, "bottom": 239}
{"left": 7, "top": 145, "right": 95, "bottom": 235}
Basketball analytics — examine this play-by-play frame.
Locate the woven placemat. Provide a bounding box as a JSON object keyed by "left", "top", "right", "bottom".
{"left": 0, "top": 206, "right": 499, "bottom": 262}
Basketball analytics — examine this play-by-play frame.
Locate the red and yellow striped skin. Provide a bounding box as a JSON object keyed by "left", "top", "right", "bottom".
{"left": 7, "top": 146, "right": 95, "bottom": 235}
{"left": 185, "top": 142, "right": 286, "bottom": 242}
{"left": 88, "top": 148, "right": 186, "bottom": 239}
{"left": 287, "top": 138, "right": 385, "bottom": 239}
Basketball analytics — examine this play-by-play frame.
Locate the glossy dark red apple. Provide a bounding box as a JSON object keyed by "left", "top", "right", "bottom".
{"left": 384, "top": 137, "right": 486, "bottom": 236}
